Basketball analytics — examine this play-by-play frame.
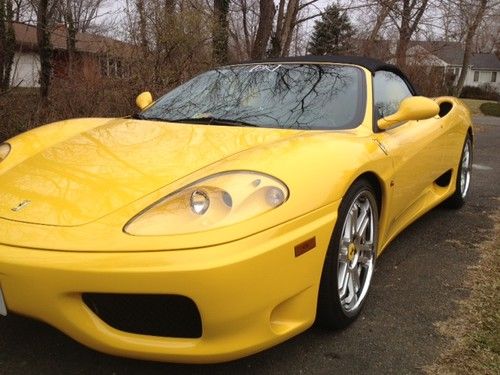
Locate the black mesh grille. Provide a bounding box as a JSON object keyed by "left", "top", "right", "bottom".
{"left": 82, "top": 293, "right": 202, "bottom": 338}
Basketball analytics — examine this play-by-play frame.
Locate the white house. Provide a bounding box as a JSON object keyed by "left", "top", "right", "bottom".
{"left": 405, "top": 42, "right": 500, "bottom": 92}
{"left": 10, "top": 52, "right": 40, "bottom": 88}
{"left": 10, "top": 22, "right": 133, "bottom": 88}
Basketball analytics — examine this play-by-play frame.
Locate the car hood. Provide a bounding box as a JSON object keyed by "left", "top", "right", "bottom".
{"left": 0, "top": 119, "right": 302, "bottom": 226}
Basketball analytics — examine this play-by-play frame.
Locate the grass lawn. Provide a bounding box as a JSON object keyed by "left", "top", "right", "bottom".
{"left": 426, "top": 209, "right": 500, "bottom": 375}
{"left": 461, "top": 98, "right": 498, "bottom": 115}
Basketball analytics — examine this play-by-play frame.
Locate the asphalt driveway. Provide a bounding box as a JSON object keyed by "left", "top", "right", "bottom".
{"left": 0, "top": 116, "right": 498, "bottom": 374}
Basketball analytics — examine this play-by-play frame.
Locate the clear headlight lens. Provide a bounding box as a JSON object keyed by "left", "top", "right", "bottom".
{"left": 124, "top": 171, "right": 289, "bottom": 236}
{"left": 0, "top": 143, "right": 11, "bottom": 162}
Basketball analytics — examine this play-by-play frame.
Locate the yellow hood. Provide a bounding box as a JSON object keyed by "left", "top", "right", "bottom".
{"left": 0, "top": 119, "right": 302, "bottom": 226}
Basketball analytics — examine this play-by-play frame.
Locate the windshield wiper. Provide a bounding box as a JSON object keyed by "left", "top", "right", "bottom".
{"left": 169, "top": 116, "right": 259, "bottom": 127}
{"left": 132, "top": 114, "right": 259, "bottom": 127}
{"left": 131, "top": 113, "right": 169, "bottom": 122}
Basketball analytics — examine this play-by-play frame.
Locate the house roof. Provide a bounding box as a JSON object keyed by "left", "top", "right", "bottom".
{"left": 413, "top": 41, "right": 500, "bottom": 70}
{"left": 412, "top": 41, "right": 465, "bottom": 65}
{"left": 12, "top": 21, "right": 133, "bottom": 57}
{"left": 470, "top": 53, "right": 500, "bottom": 70}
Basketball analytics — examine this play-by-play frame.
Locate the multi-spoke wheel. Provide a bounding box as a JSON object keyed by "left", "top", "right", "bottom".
{"left": 317, "top": 179, "right": 379, "bottom": 329}
{"left": 445, "top": 135, "right": 472, "bottom": 209}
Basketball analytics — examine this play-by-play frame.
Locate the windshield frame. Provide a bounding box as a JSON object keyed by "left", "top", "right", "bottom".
{"left": 138, "top": 62, "right": 368, "bottom": 131}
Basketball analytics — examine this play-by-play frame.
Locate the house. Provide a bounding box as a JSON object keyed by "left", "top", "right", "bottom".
{"left": 10, "top": 22, "right": 134, "bottom": 88}
{"left": 404, "top": 41, "right": 500, "bottom": 92}
{"left": 353, "top": 39, "right": 500, "bottom": 93}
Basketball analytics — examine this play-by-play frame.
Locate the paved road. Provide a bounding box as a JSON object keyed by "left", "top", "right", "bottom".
{"left": 1, "top": 117, "right": 499, "bottom": 374}
{"left": 471, "top": 114, "right": 500, "bottom": 126}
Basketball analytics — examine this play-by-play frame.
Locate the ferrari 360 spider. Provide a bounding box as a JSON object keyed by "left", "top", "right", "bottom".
{"left": 0, "top": 56, "right": 473, "bottom": 363}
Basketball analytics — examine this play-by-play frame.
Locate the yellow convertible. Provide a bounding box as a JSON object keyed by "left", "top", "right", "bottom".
{"left": 0, "top": 56, "right": 472, "bottom": 363}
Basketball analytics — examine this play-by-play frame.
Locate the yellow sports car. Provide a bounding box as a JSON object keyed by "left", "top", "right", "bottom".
{"left": 0, "top": 56, "right": 472, "bottom": 363}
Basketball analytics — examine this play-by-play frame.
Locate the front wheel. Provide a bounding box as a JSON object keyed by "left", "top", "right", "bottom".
{"left": 445, "top": 135, "right": 472, "bottom": 209}
{"left": 316, "top": 179, "right": 379, "bottom": 329}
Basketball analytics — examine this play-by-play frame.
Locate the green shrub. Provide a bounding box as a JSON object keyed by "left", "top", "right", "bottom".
{"left": 480, "top": 102, "right": 500, "bottom": 117}
{"left": 460, "top": 85, "right": 500, "bottom": 101}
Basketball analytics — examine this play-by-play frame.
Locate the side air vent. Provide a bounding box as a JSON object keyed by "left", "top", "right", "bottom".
{"left": 438, "top": 101, "right": 453, "bottom": 118}
{"left": 435, "top": 169, "right": 452, "bottom": 187}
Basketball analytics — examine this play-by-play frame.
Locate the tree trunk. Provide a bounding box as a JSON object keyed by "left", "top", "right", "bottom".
{"left": 1, "top": 0, "right": 8, "bottom": 90}
{"left": 278, "top": 0, "right": 298, "bottom": 57}
{"left": 454, "top": 0, "right": 488, "bottom": 97}
{"left": 0, "top": 0, "right": 15, "bottom": 91}
{"left": 396, "top": 0, "right": 411, "bottom": 67}
{"left": 269, "top": 0, "right": 285, "bottom": 57}
{"left": 251, "top": 0, "right": 275, "bottom": 59}
{"left": 37, "top": 0, "right": 52, "bottom": 100}
{"left": 136, "top": 0, "right": 149, "bottom": 57}
{"left": 240, "top": 0, "right": 251, "bottom": 57}
{"left": 269, "top": 0, "right": 300, "bottom": 58}
{"left": 65, "top": 0, "right": 77, "bottom": 75}
{"left": 213, "top": 0, "right": 230, "bottom": 64}
{"left": 395, "top": 0, "right": 428, "bottom": 67}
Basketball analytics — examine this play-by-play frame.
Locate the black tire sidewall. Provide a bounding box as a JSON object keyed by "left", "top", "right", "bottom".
{"left": 445, "top": 135, "right": 472, "bottom": 209}
{"left": 456, "top": 137, "right": 472, "bottom": 200}
{"left": 316, "top": 178, "right": 379, "bottom": 329}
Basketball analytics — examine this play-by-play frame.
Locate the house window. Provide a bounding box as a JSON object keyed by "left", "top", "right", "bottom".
{"left": 100, "top": 56, "right": 109, "bottom": 76}
{"left": 109, "top": 58, "right": 117, "bottom": 76}
{"left": 99, "top": 56, "right": 126, "bottom": 78}
{"left": 116, "top": 60, "right": 123, "bottom": 77}
{"left": 473, "top": 71, "right": 479, "bottom": 82}
{"left": 492, "top": 72, "right": 497, "bottom": 83}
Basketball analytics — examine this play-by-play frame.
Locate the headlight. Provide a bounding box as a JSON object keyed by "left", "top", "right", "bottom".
{"left": 0, "top": 143, "right": 11, "bottom": 162}
{"left": 124, "top": 171, "right": 289, "bottom": 236}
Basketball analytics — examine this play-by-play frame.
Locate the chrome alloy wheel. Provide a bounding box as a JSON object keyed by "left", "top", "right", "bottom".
{"left": 460, "top": 140, "right": 472, "bottom": 198}
{"left": 337, "top": 191, "right": 376, "bottom": 316}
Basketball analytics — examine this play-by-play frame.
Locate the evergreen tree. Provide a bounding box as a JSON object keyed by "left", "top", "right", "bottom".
{"left": 308, "top": 5, "right": 354, "bottom": 55}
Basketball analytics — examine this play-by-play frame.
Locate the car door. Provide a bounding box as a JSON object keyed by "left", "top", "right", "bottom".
{"left": 372, "top": 71, "right": 445, "bottom": 238}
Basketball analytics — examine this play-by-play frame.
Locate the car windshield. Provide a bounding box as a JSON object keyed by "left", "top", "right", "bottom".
{"left": 139, "top": 64, "right": 366, "bottom": 130}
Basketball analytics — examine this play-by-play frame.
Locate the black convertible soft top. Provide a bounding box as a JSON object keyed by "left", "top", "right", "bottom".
{"left": 242, "top": 55, "right": 417, "bottom": 94}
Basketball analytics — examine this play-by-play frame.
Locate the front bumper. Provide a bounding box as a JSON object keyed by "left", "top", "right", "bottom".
{"left": 0, "top": 204, "right": 337, "bottom": 363}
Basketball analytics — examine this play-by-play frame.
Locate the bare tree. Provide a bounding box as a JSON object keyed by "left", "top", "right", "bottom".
{"left": 270, "top": 0, "right": 298, "bottom": 57}
{"left": 392, "top": 0, "right": 429, "bottom": 67}
{"left": 213, "top": 0, "right": 230, "bottom": 63}
{"left": 122, "top": 0, "right": 213, "bottom": 90}
{"left": 57, "top": 0, "right": 105, "bottom": 72}
{"left": 229, "top": 0, "right": 262, "bottom": 59}
{"left": 135, "top": 0, "right": 148, "bottom": 56}
{"left": 13, "top": 0, "right": 31, "bottom": 21}
{"left": 250, "top": 0, "right": 274, "bottom": 59}
{"left": 30, "top": 0, "right": 59, "bottom": 99}
{"left": 0, "top": 0, "right": 16, "bottom": 91}
{"left": 270, "top": 0, "right": 322, "bottom": 57}
{"left": 453, "top": 0, "right": 489, "bottom": 96}
{"left": 362, "top": 0, "right": 396, "bottom": 55}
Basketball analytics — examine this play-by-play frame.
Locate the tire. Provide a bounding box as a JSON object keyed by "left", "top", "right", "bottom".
{"left": 316, "top": 178, "right": 379, "bottom": 329}
{"left": 444, "top": 135, "right": 472, "bottom": 209}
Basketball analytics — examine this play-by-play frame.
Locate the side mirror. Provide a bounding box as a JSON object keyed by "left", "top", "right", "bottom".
{"left": 377, "top": 96, "right": 440, "bottom": 130}
{"left": 135, "top": 91, "right": 154, "bottom": 110}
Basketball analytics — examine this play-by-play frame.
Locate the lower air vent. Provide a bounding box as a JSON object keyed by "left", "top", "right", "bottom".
{"left": 82, "top": 293, "right": 202, "bottom": 338}
{"left": 435, "top": 169, "right": 452, "bottom": 187}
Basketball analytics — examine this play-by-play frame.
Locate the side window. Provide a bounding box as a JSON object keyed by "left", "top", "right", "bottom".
{"left": 373, "top": 71, "right": 413, "bottom": 119}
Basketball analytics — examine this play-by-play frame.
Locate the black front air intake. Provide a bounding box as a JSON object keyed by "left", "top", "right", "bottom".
{"left": 82, "top": 293, "right": 202, "bottom": 338}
